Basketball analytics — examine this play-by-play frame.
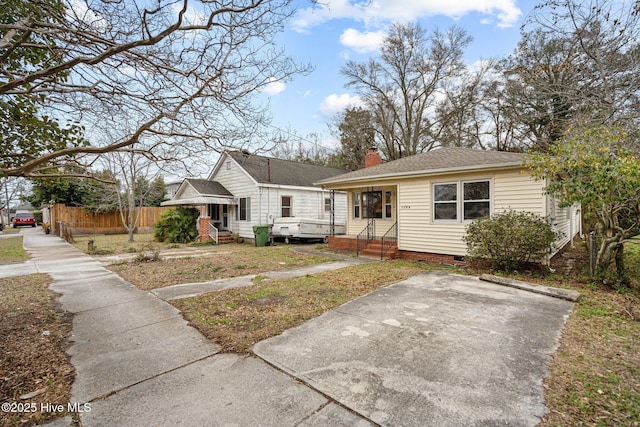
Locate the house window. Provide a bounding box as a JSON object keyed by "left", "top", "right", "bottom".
{"left": 384, "top": 191, "right": 393, "bottom": 219}
{"left": 433, "top": 180, "right": 491, "bottom": 221}
{"left": 463, "top": 181, "right": 490, "bottom": 220}
{"left": 433, "top": 183, "right": 458, "bottom": 220}
{"left": 237, "top": 197, "right": 250, "bottom": 221}
{"left": 353, "top": 192, "right": 360, "bottom": 218}
{"left": 324, "top": 198, "right": 331, "bottom": 218}
{"left": 362, "top": 191, "right": 382, "bottom": 218}
{"left": 281, "top": 196, "right": 292, "bottom": 217}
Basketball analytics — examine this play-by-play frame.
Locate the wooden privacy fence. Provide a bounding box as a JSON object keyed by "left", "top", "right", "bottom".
{"left": 48, "top": 203, "right": 173, "bottom": 236}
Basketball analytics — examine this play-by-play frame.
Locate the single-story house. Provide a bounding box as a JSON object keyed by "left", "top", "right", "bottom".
{"left": 316, "top": 147, "right": 581, "bottom": 263}
{"left": 163, "top": 150, "right": 349, "bottom": 243}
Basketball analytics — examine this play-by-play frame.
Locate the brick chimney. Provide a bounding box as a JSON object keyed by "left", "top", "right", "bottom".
{"left": 364, "top": 147, "right": 382, "bottom": 168}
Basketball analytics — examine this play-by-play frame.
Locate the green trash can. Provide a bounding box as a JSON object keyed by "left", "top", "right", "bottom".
{"left": 253, "top": 225, "right": 270, "bottom": 247}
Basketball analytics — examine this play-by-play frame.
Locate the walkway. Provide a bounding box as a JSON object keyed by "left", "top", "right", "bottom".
{"left": 2, "top": 229, "right": 371, "bottom": 426}
{"left": 0, "top": 229, "right": 575, "bottom": 426}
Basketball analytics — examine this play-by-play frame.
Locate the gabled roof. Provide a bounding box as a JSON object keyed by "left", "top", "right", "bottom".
{"left": 226, "top": 151, "right": 350, "bottom": 187}
{"left": 317, "top": 147, "right": 527, "bottom": 185}
{"left": 184, "top": 178, "right": 232, "bottom": 196}
{"left": 160, "top": 178, "right": 234, "bottom": 206}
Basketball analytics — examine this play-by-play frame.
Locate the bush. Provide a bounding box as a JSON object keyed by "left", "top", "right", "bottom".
{"left": 463, "top": 210, "right": 562, "bottom": 271}
{"left": 154, "top": 207, "right": 199, "bottom": 243}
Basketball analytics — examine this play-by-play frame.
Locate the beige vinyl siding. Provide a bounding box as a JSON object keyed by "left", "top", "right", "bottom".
{"left": 396, "top": 168, "right": 547, "bottom": 256}
{"left": 493, "top": 170, "right": 545, "bottom": 215}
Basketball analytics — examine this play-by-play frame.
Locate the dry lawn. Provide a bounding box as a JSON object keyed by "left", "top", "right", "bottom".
{"left": 172, "top": 260, "right": 429, "bottom": 353}
{"left": 71, "top": 232, "right": 183, "bottom": 255}
{"left": 1, "top": 231, "right": 638, "bottom": 426}
{"left": 107, "top": 244, "right": 331, "bottom": 290}
{"left": 0, "top": 274, "right": 74, "bottom": 427}
{"left": 536, "top": 279, "right": 640, "bottom": 426}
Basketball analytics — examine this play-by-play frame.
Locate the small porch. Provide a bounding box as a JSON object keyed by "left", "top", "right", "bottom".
{"left": 161, "top": 197, "right": 236, "bottom": 245}
{"left": 328, "top": 219, "right": 398, "bottom": 259}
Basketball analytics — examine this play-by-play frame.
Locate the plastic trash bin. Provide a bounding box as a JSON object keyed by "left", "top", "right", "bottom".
{"left": 253, "top": 224, "right": 270, "bottom": 247}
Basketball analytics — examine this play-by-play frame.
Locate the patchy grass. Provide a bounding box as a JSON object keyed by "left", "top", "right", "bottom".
{"left": 0, "top": 274, "right": 74, "bottom": 427}
{"left": 108, "top": 244, "right": 332, "bottom": 290}
{"left": 0, "top": 236, "right": 28, "bottom": 264}
{"left": 172, "top": 260, "right": 429, "bottom": 353}
{"left": 539, "top": 282, "right": 640, "bottom": 426}
{"left": 71, "top": 232, "right": 186, "bottom": 255}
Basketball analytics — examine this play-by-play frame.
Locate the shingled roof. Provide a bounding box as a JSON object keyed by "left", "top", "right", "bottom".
{"left": 227, "top": 151, "right": 350, "bottom": 187}
{"left": 184, "top": 178, "right": 232, "bottom": 196}
{"left": 317, "top": 147, "right": 527, "bottom": 185}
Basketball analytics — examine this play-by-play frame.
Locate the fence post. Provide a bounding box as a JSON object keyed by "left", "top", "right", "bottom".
{"left": 589, "top": 230, "right": 597, "bottom": 278}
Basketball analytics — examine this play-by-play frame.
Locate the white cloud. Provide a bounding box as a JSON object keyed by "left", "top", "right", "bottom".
{"left": 293, "top": 0, "right": 522, "bottom": 32}
{"left": 319, "top": 93, "right": 364, "bottom": 118}
{"left": 261, "top": 78, "right": 286, "bottom": 96}
{"left": 339, "top": 28, "right": 386, "bottom": 53}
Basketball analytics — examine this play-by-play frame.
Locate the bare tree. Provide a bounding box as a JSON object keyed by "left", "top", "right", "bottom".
{"left": 0, "top": 177, "right": 28, "bottom": 228}
{"left": 341, "top": 23, "right": 471, "bottom": 160}
{"left": 89, "top": 152, "right": 167, "bottom": 242}
{"left": 1, "top": 0, "right": 310, "bottom": 178}
{"left": 501, "top": 0, "right": 640, "bottom": 151}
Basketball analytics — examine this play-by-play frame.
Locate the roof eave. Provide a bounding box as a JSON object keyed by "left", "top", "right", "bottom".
{"left": 316, "top": 162, "right": 526, "bottom": 187}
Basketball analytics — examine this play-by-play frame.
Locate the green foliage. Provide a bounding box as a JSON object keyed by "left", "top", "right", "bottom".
{"left": 526, "top": 125, "right": 640, "bottom": 286}
{"left": 0, "top": 97, "right": 87, "bottom": 172}
{"left": 331, "top": 107, "right": 375, "bottom": 170}
{"left": 463, "top": 210, "right": 562, "bottom": 271}
{"left": 1, "top": 0, "right": 87, "bottom": 174}
{"left": 27, "top": 169, "right": 114, "bottom": 208}
{"left": 154, "top": 207, "right": 199, "bottom": 244}
{"left": 134, "top": 176, "right": 167, "bottom": 207}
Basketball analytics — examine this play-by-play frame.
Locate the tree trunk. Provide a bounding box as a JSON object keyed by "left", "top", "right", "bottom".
{"left": 614, "top": 244, "right": 629, "bottom": 286}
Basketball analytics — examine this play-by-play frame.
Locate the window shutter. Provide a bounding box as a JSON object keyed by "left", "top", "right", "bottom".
{"left": 246, "top": 197, "right": 251, "bottom": 221}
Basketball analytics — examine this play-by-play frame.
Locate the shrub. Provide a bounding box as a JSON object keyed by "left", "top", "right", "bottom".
{"left": 154, "top": 207, "right": 199, "bottom": 243}
{"left": 463, "top": 210, "right": 562, "bottom": 271}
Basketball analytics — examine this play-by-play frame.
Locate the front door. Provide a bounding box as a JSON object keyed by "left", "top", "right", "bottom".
{"left": 222, "top": 205, "right": 228, "bottom": 229}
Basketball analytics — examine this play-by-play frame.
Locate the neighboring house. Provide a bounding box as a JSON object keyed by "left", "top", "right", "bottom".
{"left": 164, "top": 181, "right": 182, "bottom": 199}
{"left": 163, "top": 151, "right": 349, "bottom": 242}
{"left": 317, "top": 147, "right": 581, "bottom": 263}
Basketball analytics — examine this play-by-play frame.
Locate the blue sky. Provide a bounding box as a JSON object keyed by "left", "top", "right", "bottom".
{"left": 259, "top": 0, "right": 537, "bottom": 152}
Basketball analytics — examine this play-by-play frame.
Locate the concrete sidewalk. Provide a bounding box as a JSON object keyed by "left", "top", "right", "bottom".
{"left": 4, "top": 229, "right": 371, "bottom": 426}
{"left": 1, "top": 229, "right": 574, "bottom": 426}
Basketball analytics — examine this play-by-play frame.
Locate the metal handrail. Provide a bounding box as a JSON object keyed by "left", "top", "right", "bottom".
{"left": 209, "top": 221, "right": 219, "bottom": 244}
{"left": 356, "top": 218, "right": 375, "bottom": 256}
{"left": 380, "top": 221, "right": 398, "bottom": 259}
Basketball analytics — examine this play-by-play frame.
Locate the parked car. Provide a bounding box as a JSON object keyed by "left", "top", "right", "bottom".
{"left": 13, "top": 212, "right": 36, "bottom": 227}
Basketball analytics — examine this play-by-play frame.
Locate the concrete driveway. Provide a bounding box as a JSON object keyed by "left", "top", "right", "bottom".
{"left": 254, "top": 271, "right": 574, "bottom": 427}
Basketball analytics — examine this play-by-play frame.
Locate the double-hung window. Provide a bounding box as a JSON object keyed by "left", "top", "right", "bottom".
{"left": 463, "top": 181, "right": 490, "bottom": 220}
{"left": 237, "top": 197, "right": 250, "bottom": 221}
{"left": 433, "top": 180, "right": 490, "bottom": 222}
{"left": 433, "top": 183, "right": 458, "bottom": 220}
{"left": 281, "top": 196, "right": 292, "bottom": 217}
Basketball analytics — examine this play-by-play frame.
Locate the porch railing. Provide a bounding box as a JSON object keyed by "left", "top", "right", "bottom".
{"left": 380, "top": 221, "right": 398, "bottom": 259}
{"left": 209, "top": 221, "right": 219, "bottom": 244}
{"left": 356, "top": 218, "right": 376, "bottom": 256}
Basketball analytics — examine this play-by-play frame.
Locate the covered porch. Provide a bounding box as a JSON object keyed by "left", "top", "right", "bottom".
{"left": 327, "top": 185, "right": 399, "bottom": 259}
{"left": 160, "top": 179, "right": 237, "bottom": 244}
